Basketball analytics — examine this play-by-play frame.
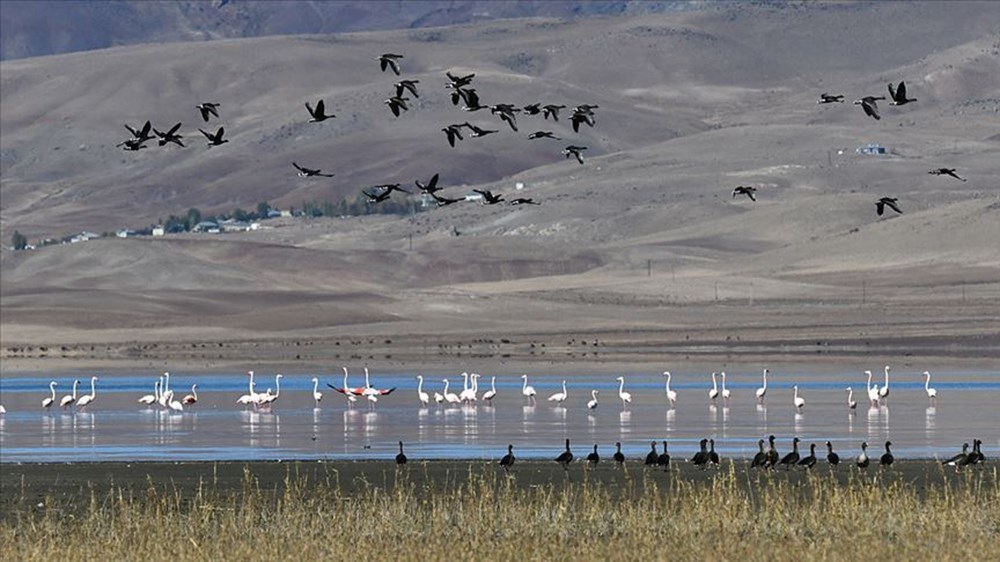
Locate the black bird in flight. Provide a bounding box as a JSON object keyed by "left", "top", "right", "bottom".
{"left": 363, "top": 189, "right": 392, "bottom": 203}
{"left": 153, "top": 122, "right": 184, "bottom": 147}
{"left": 293, "top": 162, "right": 334, "bottom": 177}
{"left": 385, "top": 95, "right": 410, "bottom": 117}
{"left": 394, "top": 79, "right": 420, "bottom": 98}
{"left": 510, "top": 197, "right": 540, "bottom": 206}
{"left": 377, "top": 53, "right": 403, "bottom": 75}
{"left": 522, "top": 103, "right": 541, "bottom": 115}
{"left": 199, "top": 126, "right": 228, "bottom": 146}
{"left": 442, "top": 124, "right": 465, "bottom": 147}
{"left": 562, "top": 145, "right": 587, "bottom": 164}
{"left": 854, "top": 96, "right": 885, "bottom": 120}
{"left": 431, "top": 192, "right": 464, "bottom": 207}
{"left": 305, "top": 99, "right": 335, "bottom": 123}
{"left": 732, "top": 185, "right": 757, "bottom": 201}
{"left": 117, "top": 138, "right": 148, "bottom": 151}
{"left": 818, "top": 93, "right": 845, "bottom": 104}
{"left": 445, "top": 71, "right": 475, "bottom": 89}
{"left": 463, "top": 123, "right": 498, "bottom": 138}
{"left": 875, "top": 196, "right": 902, "bottom": 216}
{"left": 451, "top": 87, "right": 481, "bottom": 109}
{"left": 372, "top": 183, "right": 411, "bottom": 195}
{"left": 888, "top": 81, "right": 916, "bottom": 106}
{"left": 928, "top": 168, "right": 966, "bottom": 181}
{"left": 124, "top": 120, "right": 154, "bottom": 143}
{"left": 196, "top": 102, "right": 220, "bottom": 122}
{"left": 570, "top": 109, "right": 596, "bottom": 133}
{"left": 473, "top": 189, "right": 504, "bottom": 205}
{"left": 415, "top": 173, "right": 441, "bottom": 194}
{"left": 542, "top": 104, "right": 566, "bottom": 121}
{"left": 528, "top": 131, "right": 561, "bottom": 140}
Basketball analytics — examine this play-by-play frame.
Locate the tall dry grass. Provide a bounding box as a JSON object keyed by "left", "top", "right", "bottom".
{"left": 1, "top": 464, "right": 997, "bottom": 562}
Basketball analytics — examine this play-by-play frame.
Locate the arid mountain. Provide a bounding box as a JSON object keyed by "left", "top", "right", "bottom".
{"left": 1, "top": 2, "right": 998, "bottom": 365}
{"left": 1, "top": 0, "right": 695, "bottom": 61}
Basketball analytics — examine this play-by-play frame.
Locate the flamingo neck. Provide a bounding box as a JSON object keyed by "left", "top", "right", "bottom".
{"left": 618, "top": 379, "right": 625, "bottom": 393}
{"left": 711, "top": 373, "right": 717, "bottom": 391}
{"left": 762, "top": 371, "right": 768, "bottom": 389}
{"left": 417, "top": 377, "right": 423, "bottom": 393}
{"left": 491, "top": 377, "right": 497, "bottom": 392}
{"left": 522, "top": 377, "right": 528, "bottom": 391}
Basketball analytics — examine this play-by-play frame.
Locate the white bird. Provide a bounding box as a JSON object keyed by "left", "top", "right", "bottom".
{"left": 75, "top": 376, "right": 99, "bottom": 409}
{"left": 311, "top": 377, "right": 323, "bottom": 405}
{"left": 469, "top": 373, "right": 480, "bottom": 402}
{"left": 237, "top": 380, "right": 257, "bottom": 406}
{"left": 846, "top": 387, "right": 857, "bottom": 410}
{"left": 616, "top": 376, "right": 632, "bottom": 408}
{"left": 793, "top": 385, "right": 806, "bottom": 410}
{"left": 482, "top": 376, "right": 497, "bottom": 402}
{"left": 42, "top": 381, "right": 58, "bottom": 409}
{"left": 361, "top": 368, "right": 379, "bottom": 399}
{"left": 459, "top": 372, "right": 475, "bottom": 403}
{"left": 365, "top": 392, "right": 379, "bottom": 408}
{"left": 416, "top": 375, "right": 430, "bottom": 406}
{"left": 138, "top": 379, "right": 158, "bottom": 406}
{"left": 521, "top": 374, "right": 537, "bottom": 404}
{"left": 182, "top": 384, "right": 198, "bottom": 405}
{"left": 259, "top": 374, "right": 283, "bottom": 406}
{"left": 159, "top": 371, "right": 173, "bottom": 409}
{"left": 60, "top": 379, "right": 80, "bottom": 409}
{"left": 443, "top": 379, "right": 461, "bottom": 404}
{"left": 923, "top": 371, "right": 937, "bottom": 404}
{"left": 865, "top": 370, "right": 880, "bottom": 406}
{"left": 878, "top": 365, "right": 891, "bottom": 404}
{"left": 663, "top": 371, "right": 677, "bottom": 406}
{"left": 0, "top": 405, "right": 5, "bottom": 415}
{"left": 547, "top": 380, "right": 568, "bottom": 404}
{"left": 755, "top": 369, "right": 769, "bottom": 403}
{"left": 587, "top": 389, "right": 599, "bottom": 410}
{"left": 708, "top": 372, "right": 719, "bottom": 401}
{"left": 340, "top": 368, "right": 358, "bottom": 406}
{"left": 168, "top": 393, "right": 184, "bottom": 412}
{"left": 720, "top": 372, "right": 732, "bottom": 402}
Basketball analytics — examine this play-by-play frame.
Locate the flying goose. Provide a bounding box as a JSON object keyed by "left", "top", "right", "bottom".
{"left": 394, "top": 79, "right": 420, "bottom": 98}
{"left": 570, "top": 110, "right": 596, "bottom": 133}
{"left": 509, "top": 197, "right": 540, "bottom": 206}
{"left": 377, "top": 53, "right": 403, "bottom": 75}
{"left": 196, "top": 102, "right": 220, "bottom": 122}
{"left": 527, "top": 131, "right": 561, "bottom": 140}
{"left": 430, "top": 192, "right": 463, "bottom": 207}
{"left": 928, "top": 168, "right": 966, "bottom": 181}
{"left": 305, "top": 99, "right": 334, "bottom": 122}
{"left": 888, "top": 81, "right": 916, "bottom": 106}
{"left": 153, "top": 122, "right": 184, "bottom": 147}
{"left": 117, "top": 138, "right": 148, "bottom": 151}
{"left": 818, "top": 93, "right": 845, "bottom": 104}
{"left": 542, "top": 104, "right": 566, "bottom": 121}
{"left": 445, "top": 71, "right": 475, "bottom": 89}
{"left": 362, "top": 189, "right": 392, "bottom": 203}
{"left": 732, "top": 185, "right": 757, "bottom": 201}
{"left": 199, "top": 126, "right": 228, "bottom": 146}
{"left": 463, "top": 123, "right": 498, "bottom": 138}
{"left": 415, "top": 173, "right": 441, "bottom": 194}
{"left": 124, "top": 120, "right": 154, "bottom": 143}
{"left": 522, "top": 103, "right": 541, "bottom": 115}
{"left": 442, "top": 124, "right": 465, "bottom": 147}
{"left": 473, "top": 189, "right": 504, "bottom": 205}
{"left": 854, "top": 96, "right": 885, "bottom": 120}
{"left": 562, "top": 145, "right": 587, "bottom": 164}
{"left": 875, "top": 196, "right": 902, "bottom": 216}
{"left": 292, "top": 162, "right": 334, "bottom": 177}
{"left": 451, "top": 87, "right": 480, "bottom": 109}
{"left": 384, "top": 95, "right": 410, "bottom": 117}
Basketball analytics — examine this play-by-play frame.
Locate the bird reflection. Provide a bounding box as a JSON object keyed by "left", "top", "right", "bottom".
{"left": 618, "top": 409, "right": 631, "bottom": 435}
{"left": 794, "top": 412, "right": 804, "bottom": 434}
{"left": 925, "top": 406, "right": 936, "bottom": 439}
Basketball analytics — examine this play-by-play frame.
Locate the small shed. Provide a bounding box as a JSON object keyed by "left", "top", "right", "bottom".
{"left": 856, "top": 143, "right": 886, "bottom": 155}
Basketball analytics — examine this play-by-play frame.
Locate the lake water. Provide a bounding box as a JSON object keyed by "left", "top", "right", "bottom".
{"left": 0, "top": 370, "right": 996, "bottom": 463}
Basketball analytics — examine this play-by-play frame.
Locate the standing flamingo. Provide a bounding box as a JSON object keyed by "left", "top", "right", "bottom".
{"left": 433, "top": 381, "right": 445, "bottom": 405}
{"left": 60, "top": 379, "right": 80, "bottom": 409}
{"left": 459, "top": 372, "right": 475, "bottom": 403}
{"left": 865, "top": 371, "right": 880, "bottom": 406}
{"left": 755, "top": 369, "right": 769, "bottom": 403}
{"left": 708, "top": 372, "right": 719, "bottom": 402}
{"left": 42, "top": 381, "right": 58, "bottom": 409}
{"left": 521, "top": 374, "right": 537, "bottom": 404}
{"left": 587, "top": 389, "right": 599, "bottom": 410}
{"left": 138, "top": 379, "right": 158, "bottom": 406}
{"left": 923, "top": 371, "right": 937, "bottom": 404}
{"left": 311, "top": 377, "right": 323, "bottom": 405}
{"left": 616, "top": 376, "right": 632, "bottom": 408}
{"left": 878, "top": 365, "right": 890, "bottom": 404}
{"left": 482, "top": 376, "right": 497, "bottom": 402}
{"left": 793, "top": 385, "right": 805, "bottom": 410}
{"left": 720, "top": 372, "right": 732, "bottom": 403}
{"left": 469, "top": 373, "right": 480, "bottom": 402}
{"left": 443, "top": 379, "right": 461, "bottom": 405}
{"left": 416, "top": 375, "right": 430, "bottom": 406}
{"left": 75, "top": 376, "right": 99, "bottom": 409}
{"left": 663, "top": 371, "right": 677, "bottom": 406}
{"left": 259, "top": 374, "right": 282, "bottom": 406}
{"left": 846, "top": 387, "right": 857, "bottom": 410}
{"left": 159, "top": 372, "right": 173, "bottom": 409}
{"left": 182, "top": 384, "right": 199, "bottom": 405}
{"left": 547, "top": 380, "right": 568, "bottom": 405}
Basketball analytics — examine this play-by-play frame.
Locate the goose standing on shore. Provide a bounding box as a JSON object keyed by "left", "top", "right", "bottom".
{"left": 657, "top": 441, "right": 671, "bottom": 469}
{"left": 780, "top": 437, "right": 801, "bottom": 469}
{"left": 691, "top": 439, "right": 710, "bottom": 469}
{"left": 500, "top": 444, "right": 515, "bottom": 473}
{"left": 826, "top": 442, "right": 840, "bottom": 467}
{"left": 613, "top": 442, "right": 625, "bottom": 466}
{"left": 755, "top": 369, "right": 768, "bottom": 403}
{"left": 857, "top": 442, "right": 870, "bottom": 469}
{"left": 586, "top": 445, "right": 600, "bottom": 467}
{"left": 880, "top": 441, "right": 894, "bottom": 467}
{"left": 943, "top": 443, "right": 970, "bottom": 472}
{"left": 751, "top": 439, "right": 768, "bottom": 468}
{"left": 765, "top": 435, "right": 779, "bottom": 468}
{"left": 708, "top": 439, "right": 720, "bottom": 468}
{"left": 395, "top": 441, "right": 407, "bottom": 465}
{"left": 798, "top": 443, "right": 818, "bottom": 469}
{"left": 645, "top": 442, "right": 659, "bottom": 466}
{"left": 556, "top": 439, "right": 574, "bottom": 470}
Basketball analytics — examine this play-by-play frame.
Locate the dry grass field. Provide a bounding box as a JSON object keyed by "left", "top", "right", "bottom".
{"left": 1, "top": 2, "right": 998, "bottom": 374}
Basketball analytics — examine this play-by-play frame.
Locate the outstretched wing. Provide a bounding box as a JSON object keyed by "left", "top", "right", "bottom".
{"left": 887, "top": 82, "right": 897, "bottom": 102}
{"left": 896, "top": 81, "right": 907, "bottom": 102}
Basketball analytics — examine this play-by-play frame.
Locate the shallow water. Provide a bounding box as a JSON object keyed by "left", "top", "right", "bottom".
{"left": 0, "top": 370, "right": 996, "bottom": 462}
